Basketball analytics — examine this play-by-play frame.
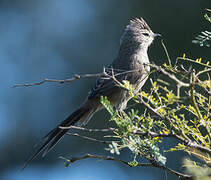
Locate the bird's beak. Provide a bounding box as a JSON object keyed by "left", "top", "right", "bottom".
{"left": 153, "top": 33, "right": 162, "bottom": 37}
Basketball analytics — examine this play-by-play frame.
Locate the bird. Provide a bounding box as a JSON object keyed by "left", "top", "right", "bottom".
{"left": 23, "top": 17, "right": 161, "bottom": 169}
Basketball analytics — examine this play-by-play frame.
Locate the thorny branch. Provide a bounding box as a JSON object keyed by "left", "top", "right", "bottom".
{"left": 60, "top": 154, "right": 193, "bottom": 180}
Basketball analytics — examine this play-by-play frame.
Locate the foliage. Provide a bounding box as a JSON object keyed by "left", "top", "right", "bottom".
{"left": 101, "top": 96, "right": 167, "bottom": 166}
{"left": 192, "top": 12, "right": 211, "bottom": 47}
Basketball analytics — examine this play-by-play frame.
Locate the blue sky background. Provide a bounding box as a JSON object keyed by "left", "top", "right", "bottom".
{"left": 0, "top": 0, "right": 210, "bottom": 180}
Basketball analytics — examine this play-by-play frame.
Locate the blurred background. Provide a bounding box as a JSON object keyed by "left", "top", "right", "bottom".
{"left": 0, "top": 0, "right": 210, "bottom": 179}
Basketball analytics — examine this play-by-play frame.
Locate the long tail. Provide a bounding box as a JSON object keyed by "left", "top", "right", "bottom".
{"left": 22, "top": 106, "right": 93, "bottom": 170}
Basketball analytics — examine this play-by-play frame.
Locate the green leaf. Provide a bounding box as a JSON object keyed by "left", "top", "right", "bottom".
{"left": 100, "top": 96, "right": 114, "bottom": 115}
{"left": 128, "top": 160, "right": 139, "bottom": 167}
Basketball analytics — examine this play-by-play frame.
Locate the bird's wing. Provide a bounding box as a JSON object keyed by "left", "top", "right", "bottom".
{"left": 88, "top": 66, "right": 129, "bottom": 99}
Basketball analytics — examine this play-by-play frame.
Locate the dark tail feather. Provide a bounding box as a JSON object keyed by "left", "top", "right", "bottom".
{"left": 22, "top": 106, "right": 91, "bottom": 170}
{"left": 42, "top": 107, "right": 89, "bottom": 156}
{"left": 22, "top": 128, "right": 59, "bottom": 170}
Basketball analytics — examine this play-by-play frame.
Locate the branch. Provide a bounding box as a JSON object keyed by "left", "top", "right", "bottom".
{"left": 60, "top": 153, "right": 148, "bottom": 167}
{"left": 65, "top": 132, "right": 116, "bottom": 145}
{"left": 60, "top": 154, "right": 193, "bottom": 180}
{"left": 174, "top": 133, "right": 211, "bottom": 155}
{"left": 138, "top": 96, "right": 211, "bottom": 155}
{"left": 177, "top": 57, "right": 211, "bottom": 68}
{"left": 161, "top": 40, "right": 172, "bottom": 67}
{"left": 60, "top": 125, "right": 116, "bottom": 132}
{"left": 65, "top": 128, "right": 195, "bottom": 178}
{"left": 13, "top": 73, "right": 103, "bottom": 88}
{"left": 63, "top": 125, "right": 211, "bottom": 155}
{"left": 134, "top": 130, "right": 175, "bottom": 138}
{"left": 13, "top": 68, "right": 142, "bottom": 88}
{"left": 138, "top": 96, "right": 170, "bottom": 125}
{"left": 190, "top": 71, "right": 211, "bottom": 144}
{"left": 148, "top": 64, "right": 190, "bottom": 88}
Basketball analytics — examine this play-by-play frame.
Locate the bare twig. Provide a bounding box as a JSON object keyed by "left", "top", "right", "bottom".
{"left": 196, "top": 68, "right": 211, "bottom": 77}
{"left": 60, "top": 125, "right": 116, "bottom": 132}
{"left": 134, "top": 130, "right": 174, "bottom": 138}
{"left": 190, "top": 71, "right": 203, "bottom": 120}
{"left": 13, "top": 68, "right": 143, "bottom": 88}
{"left": 13, "top": 73, "right": 103, "bottom": 88}
{"left": 59, "top": 153, "right": 150, "bottom": 167}
{"left": 65, "top": 132, "right": 115, "bottom": 144}
{"left": 161, "top": 40, "right": 172, "bottom": 67}
{"left": 149, "top": 64, "right": 190, "bottom": 88}
{"left": 60, "top": 154, "right": 193, "bottom": 180}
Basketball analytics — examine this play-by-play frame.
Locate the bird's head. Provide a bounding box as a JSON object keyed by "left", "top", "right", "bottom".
{"left": 120, "top": 18, "right": 161, "bottom": 49}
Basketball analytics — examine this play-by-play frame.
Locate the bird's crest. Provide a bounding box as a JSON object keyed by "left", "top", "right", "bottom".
{"left": 128, "top": 18, "right": 151, "bottom": 31}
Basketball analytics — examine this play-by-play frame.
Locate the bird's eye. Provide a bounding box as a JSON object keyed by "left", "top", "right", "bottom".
{"left": 142, "top": 33, "right": 149, "bottom": 37}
